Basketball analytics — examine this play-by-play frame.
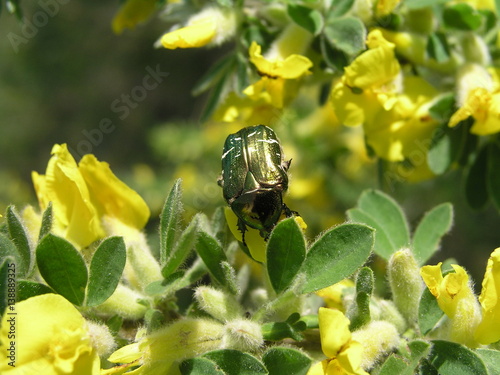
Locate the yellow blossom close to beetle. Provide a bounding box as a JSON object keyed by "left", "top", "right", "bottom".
{"left": 31, "top": 143, "right": 150, "bottom": 248}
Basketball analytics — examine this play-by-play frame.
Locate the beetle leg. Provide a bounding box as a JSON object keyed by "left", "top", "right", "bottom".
{"left": 237, "top": 217, "right": 248, "bottom": 246}
{"left": 283, "top": 203, "right": 299, "bottom": 218}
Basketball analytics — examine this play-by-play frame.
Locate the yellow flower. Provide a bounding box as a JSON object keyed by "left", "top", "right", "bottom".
{"left": 449, "top": 87, "right": 500, "bottom": 135}
{"left": 32, "top": 144, "right": 150, "bottom": 248}
{"left": 32, "top": 144, "right": 105, "bottom": 248}
{"left": 160, "top": 7, "right": 236, "bottom": 49}
{"left": 112, "top": 0, "right": 157, "bottom": 34}
{"left": 106, "top": 318, "right": 225, "bottom": 375}
{"left": 315, "top": 280, "right": 355, "bottom": 311}
{"left": 245, "top": 42, "right": 312, "bottom": 108}
{"left": 375, "top": 0, "right": 401, "bottom": 16}
{"left": 421, "top": 263, "right": 481, "bottom": 346}
{"left": 79, "top": 154, "right": 150, "bottom": 231}
{"left": 307, "top": 307, "right": 368, "bottom": 375}
{"left": 0, "top": 294, "right": 100, "bottom": 375}
{"left": 224, "top": 207, "right": 306, "bottom": 263}
{"left": 475, "top": 248, "right": 500, "bottom": 345}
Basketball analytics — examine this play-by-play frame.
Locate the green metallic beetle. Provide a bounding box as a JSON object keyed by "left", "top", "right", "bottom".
{"left": 218, "top": 125, "right": 295, "bottom": 243}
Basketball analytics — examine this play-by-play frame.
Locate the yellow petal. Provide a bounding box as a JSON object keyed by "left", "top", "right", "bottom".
{"left": 161, "top": 19, "right": 216, "bottom": 49}
{"left": 112, "top": 0, "right": 157, "bottom": 35}
{"left": 0, "top": 294, "right": 100, "bottom": 374}
{"left": 36, "top": 144, "right": 104, "bottom": 248}
{"left": 344, "top": 30, "right": 400, "bottom": 89}
{"left": 249, "top": 42, "right": 312, "bottom": 79}
{"left": 306, "top": 360, "right": 328, "bottom": 375}
{"left": 475, "top": 248, "right": 500, "bottom": 344}
{"left": 337, "top": 341, "right": 369, "bottom": 375}
{"left": 79, "top": 154, "right": 150, "bottom": 230}
{"left": 449, "top": 87, "right": 489, "bottom": 128}
{"left": 318, "top": 307, "right": 351, "bottom": 358}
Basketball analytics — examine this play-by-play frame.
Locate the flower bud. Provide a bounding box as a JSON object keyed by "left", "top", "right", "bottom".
{"left": 95, "top": 284, "right": 148, "bottom": 320}
{"left": 387, "top": 249, "right": 424, "bottom": 327}
{"left": 86, "top": 321, "right": 116, "bottom": 357}
{"left": 194, "top": 286, "right": 243, "bottom": 322}
{"left": 222, "top": 319, "right": 264, "bottom": 352}
{"left": 351, "top": 321, "right": 400, "bottom": 371}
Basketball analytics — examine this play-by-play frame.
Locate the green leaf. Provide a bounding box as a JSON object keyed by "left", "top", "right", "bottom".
{"left": 180, "top": 357, "right": 225, "bottom": 375}
{"left": 378, "top": 340, "right": 431, "bottom": 375}
{"left": 465, "top": 145, "right": 489, "bottom": 210}
{"left": 196, "top": 231, "right": 228, "bottom": 287}
{"left": 426, "top": 340, "right": 488, "bottom": 374}
{"left": 262, "top": 347, "right": 311, "bottom": 375}
{"left": 287, "top": 4, "right": 324, "bottom": 35}
{"left": 319, "top": 35, "right": 349, "bottom": 72}
{"left": 0, "top": 233, "right": 21, "bottom": 274}
{"left": 429, "top": 94, "right": 455, "bottom": 122}
{"left": 329, "top": 0, "right": 355, "bottom": 18}
{"left": 475, "top": 349, "right": 500, "bottom": 375}
{"left": 86, "top": 236, "right": 126, "bottom": 307}
{"left": 36, "top": 234, "right": 88, "bottom": 306}
{"left": 267, "top": 218, "right": 306, "bottom": 294}
{"left": 160, "top": 179, "right": 183, "bottom": 266}
{"left": 300, "top": 223, "right": 374, "bottom": 293}
{"left": 412, "top": 203, "right": 453, "bottom": 264}
{"left": 426, "top": 32, "right": 450, "bottom": 63}
{"left": 192, "top": 54, "right": 236, "bottom": 96}
{"left": 38, "top": 202, "right": 53, "bottom": 241}
{"left": 347, "top": 189, "right": 409, "bottom": 260}
{"left": 487, "top": 141, "right": 500, "bottom": 211}
{"left": 202, "top": 349, "right": 268, "bottom": 375}
{"left": 443, "top": 3, "right": 482, "bottom": 31}
{"left": 162, "top": 214, "right": 199, "bottom": 278}
{"left": 378, "top": 355, "right": 409, "bottom": 375}
{"left": 428, "top": 124, "right": 467, "bottom": 175}
{"left": 349, "top": 267, "right": 373, "bottom": 330}
{"left": 16, "top": 280, "right": 54, "bottom": 302}
{"left": 145, "top": 308, "right": 165, "bottom": 333}
{"left": 0, "top": 258, "right": 15, "bottom": 317}
{"left": 262, "top": 314, "right": 307, "bottom": 341}
{"left": 418, "top": 288, "right": 444, "bottom": 335}
{"left": 6, "top": 206, "right": 31, "bottom": 276}
{"left": 324, "top": 16, "right": 366, "bottom": 56}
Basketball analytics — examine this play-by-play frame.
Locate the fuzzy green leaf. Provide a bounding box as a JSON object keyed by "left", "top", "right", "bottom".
{"left": 347, "top": 189, "right": 409, "bottom": 260}
{"left": 426, "top": 340, "right": 488, "bottom": 374}
{"left": 160, "top": 179, "right": 183, "bottom": 266}
{"left": 0, "top": 258, "right": 15, "bottom": 317}
{"left": 36, "top": 234, "right": 88, "bottom": 306}
{"left": 180, "top": 357, "right": 225, "bottom": 375}
{"left": 413, "top": 203, "right": 453, "bottom": 264}
{"left": 6, "top": 206, "right": 31, "bottom": 276}
{"left": 16, "top": 280, "right": 53, "bottom": 302}
{"left": 324, "top": 16, "right": 366, "bottom": 56}
{"left": 267, "top": 218, "right": 306, "bottom": 294}
{"left": 262, "top": 347, "right": 311, "bottom": 375}
{"left": 329, "top": 0, "right": 355, "bottom": 18}
{"left": 86, "top": 236, "right": 126, "bottom": 307}
{"left": 38, "top": 202, "right": 53, "bottom": 241}
{"left": 288, "top": 4, "right": 324, "bottom": 35}
{"left": 443, "top": 3, "right": 482, "bottom": 31}
{"left": 202, "top": 349, "right": 268, "bottom": 375}
{"left": 426, "top": 32, "right": 450, "bottom": 62}
{"left": 300, "top": 223, "right": 374, "bottom": 293}
{"left": 0, "top": 233, "right": 21, "bottom": 275}
{"left": 475, "top": 349, "right": 500, "bottom": 375}
{"left": 418, "top": 288, "right": 444, "bottom": 335}
{"left": 196, "top": 231, "right": 228, "bottom": 287}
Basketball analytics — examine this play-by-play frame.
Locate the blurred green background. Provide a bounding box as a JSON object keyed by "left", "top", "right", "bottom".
{"left": 0, "top": 1, "right": 498, "bottom": 287}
